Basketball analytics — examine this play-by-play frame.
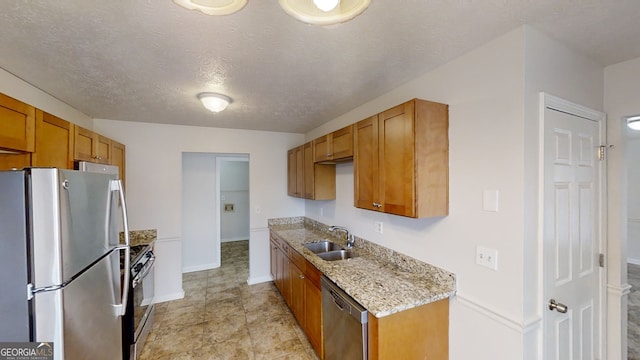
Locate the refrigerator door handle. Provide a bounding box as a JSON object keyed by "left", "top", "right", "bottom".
{"left": 27, "top": 282, "right": 65, "bottom": 300}
{"left": 111, "top": 179, "right": 130, "bottom": 316}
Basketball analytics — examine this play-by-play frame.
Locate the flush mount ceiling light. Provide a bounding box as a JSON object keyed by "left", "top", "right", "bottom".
{"left": 279, "top": 0, "right": 371, "bottom": 26}
{"left": 198, "top": 93, "right": 232, "bottom": 112}
{"left": 628, "top": 115, "right": 640, "bottom": 131}
{"left": 172, "top": 0, "right": 247, "bottom": 16}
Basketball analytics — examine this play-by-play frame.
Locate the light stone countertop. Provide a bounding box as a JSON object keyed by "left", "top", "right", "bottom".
{"left": 268, "top": 217, "right": 456, "bottom": 318}
{"left": 120, "top": 229, "right": 157, "bottom": 246}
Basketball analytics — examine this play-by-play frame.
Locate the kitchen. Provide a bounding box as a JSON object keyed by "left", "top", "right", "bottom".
{"left": 1, "top": 1, "right": 640, "bottom": 359}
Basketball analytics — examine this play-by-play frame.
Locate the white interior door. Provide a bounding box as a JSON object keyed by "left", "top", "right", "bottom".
{"left": 542, "top": 95, "right": 605, "bottom": 360}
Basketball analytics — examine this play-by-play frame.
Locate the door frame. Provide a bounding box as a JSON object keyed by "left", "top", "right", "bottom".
{"left": 539, "top": 92, "right": 608, "bottom": 358}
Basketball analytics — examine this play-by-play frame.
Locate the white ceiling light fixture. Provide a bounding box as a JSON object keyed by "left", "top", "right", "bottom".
{"left": 198, "top": 93, "right": 232, "bottom": 112}
{"left": 279, "top": 0, "right": 371, "bottom": 26}
{"left": 313, "top": 0, "right": 340, "bottom": 12}
{"left": 172, "top": 0, "right": 247, "bottom": 16}
{"left": 628, "top": 115, "right": 640, "bottom": 131}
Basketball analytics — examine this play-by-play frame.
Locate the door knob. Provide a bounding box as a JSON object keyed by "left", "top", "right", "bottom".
{"left": 548, "top": 299, "right": 568, "bottom": 313}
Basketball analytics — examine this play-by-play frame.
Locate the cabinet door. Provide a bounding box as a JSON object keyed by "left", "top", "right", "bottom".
{"left": 290, "top": 264, "right": 305, "bottom": 323}
{"left": 287, "top": 148, "right": 297, "bottom": 196}
{"left": 270, "top": 239, "right": 278, "bottom": 281}
{"left": 354, "top": 115, "right": 379, "bottom": 211}
{"left": 331, "top": 125, "right": 353, "bottom": 160}
{"left": 32, "top": 111, "right": 74, "bottom": 169}
{"left": 303, "top": 142, "right": 315, "bottom": 199}
{"left": 295, "top": 147, "right": 304, "bottom": 197}
{"left": 379, "top": 101, "right": 416, "bottom": 217}
{"left": 0, "top": 93, "right": 35, "bottom": 152}
{"left": 111, "top": 140, "right": 126, "bottom": 183}
{"left": 279, "top": 248, "right": 291, "bottom": 306}
{"left": 95, "top": 134, "right": 111, "bottom": 164}
{"left": 312, "top": 134, "right": 331, "bottom": 163}
{"left": 287, "top": 146, "right": 304, "bottom": 197}
{"left": 304, "top": 269, "right": 323, "bottom": 358}
{"left": 74, "top": 126, "right": 96, "bottom": 161}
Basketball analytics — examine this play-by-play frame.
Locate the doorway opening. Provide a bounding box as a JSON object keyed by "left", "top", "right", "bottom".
{"left": 181, "top": 153, "right": 250, "bottom": 278}
{"left": 217, "top": 156, "right": 250, "bottom": 275}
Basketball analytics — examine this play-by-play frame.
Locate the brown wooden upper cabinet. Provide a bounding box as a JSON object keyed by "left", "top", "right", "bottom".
{"left": 31, "top": 110, "right": 75, "bottom": 169}
{"left": 312, "top": 124, "right": 353, "bottom": 163}
{"left": 354, "top": 99, "right": 449, "bottom": 218}
{"left": 111, "top": 140, "right": 126, "bottom": 183}
{"left": 287, "top": 145, "right": 304, "bottom": 197}
{"left": 74, "top": 126, "right": 111, "bottom": 164}
{"left": 288, "top": 142, "right": 335, "bottom": 200}
{"left": 0, "top": 93, "right": 35, "bottom": 152}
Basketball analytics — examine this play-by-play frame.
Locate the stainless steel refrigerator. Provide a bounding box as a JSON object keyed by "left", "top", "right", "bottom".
{"left": 0, "top": 168, "right": 130, "bottom": 359}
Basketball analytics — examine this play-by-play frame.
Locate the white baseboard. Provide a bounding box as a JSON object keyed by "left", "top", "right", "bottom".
{"left": 627, "top": 258, "right": 640, "bottom": 265}
{"left": 247, "top": 275, "right": 273, "bottom": 285}
{"left": 152, "top": 290, "right": 185, "bottom": 304}
{"left": 182, "top": 263, "right": 219, "bottom": 273}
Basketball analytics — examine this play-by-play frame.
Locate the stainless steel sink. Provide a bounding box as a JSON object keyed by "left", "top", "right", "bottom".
{"left": 303, "top": 241, "right": 344, "bottom": 254}
{"left": 317, "top": 250, "right": 358, "bottom": 261}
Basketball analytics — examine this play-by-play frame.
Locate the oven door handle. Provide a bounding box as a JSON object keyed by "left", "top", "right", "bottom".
{"left": 137, "top": 257, "right": 155, "bottom": 281}
{"left": 111, "top": 179, "right": 130, "bottom": 317}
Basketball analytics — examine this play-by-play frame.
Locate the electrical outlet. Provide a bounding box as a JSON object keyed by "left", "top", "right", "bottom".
{"left": 374, "top": 221, "right": 383, "bottom": 234}
{"left": 320, "top": 207, "right": 324, "bottom": 216}
{"left": 476, "top": 246, "right": 498, "bottom": 270}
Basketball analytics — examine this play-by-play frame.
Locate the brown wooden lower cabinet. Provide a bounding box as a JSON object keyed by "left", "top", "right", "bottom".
{"left": 368, "top": 298, "right": 449, "bottom": 360}
{"left": 270, "top": 232, "right": 448, "bottom": 360}
{"left": 270, "top": 233, "right": 323, "bottom": 358}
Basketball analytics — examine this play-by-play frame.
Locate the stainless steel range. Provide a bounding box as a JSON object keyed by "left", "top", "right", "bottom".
{"left": 123, "top": 244, "right": 155, "bottom": 360}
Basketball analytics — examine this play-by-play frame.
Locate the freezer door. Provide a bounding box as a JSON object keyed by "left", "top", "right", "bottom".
{"left": 55, "top": 250, "right": 122, "bottom": 359}
{"left": 0, "top": 171, "right": 31, "bottom": 341}
{"left": 30, "top": 169, "right": 119, "bottom": 284}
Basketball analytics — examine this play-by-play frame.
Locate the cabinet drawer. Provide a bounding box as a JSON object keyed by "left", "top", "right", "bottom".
{"left": 304, "top": 260, "right": 321, "bottom": 289}
{"left": 290, "top": 248, "right": 306, "bottom": 271}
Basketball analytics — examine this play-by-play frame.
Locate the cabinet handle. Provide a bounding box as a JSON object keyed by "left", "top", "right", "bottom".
{"left": 299, "top": 274, "right": 305, "bottom": 279}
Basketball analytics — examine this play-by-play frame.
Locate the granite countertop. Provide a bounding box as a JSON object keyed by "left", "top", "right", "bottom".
{"left": 120, "top": 229, "right": 157, "bottom": 246}
{"left": 268, "top": 218, "right": 456, "bottom": 318}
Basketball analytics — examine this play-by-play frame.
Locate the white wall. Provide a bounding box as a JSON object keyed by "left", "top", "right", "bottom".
{"left": 0, "top": 68, "right": 93, "bottom": 129}
{"left": 94, "top": 119, "right": 305, "bottom": 297}
{"left": 305, "top": 26, "right": 605, "bottom": 360}
{"left": 182, "top": 152, "right": 219, "bottom": 272}
{"left": 604, "top": 55, "right": 640, "bottom": 359}
{"left": 220, "top": 160, "right": 250, "bottom": 242}
{"left": 306, "top": 27, "right": 528, "bottom": 360}
{"left": 522, "top": 26, "right": 604, "bottom": 359}
{"left": 628, "top": 139, "right": 640, "bottom": 262}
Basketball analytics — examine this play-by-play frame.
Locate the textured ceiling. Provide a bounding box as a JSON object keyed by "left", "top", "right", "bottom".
{"left": 0, "top": 1, "right": 639, "bottom": 133}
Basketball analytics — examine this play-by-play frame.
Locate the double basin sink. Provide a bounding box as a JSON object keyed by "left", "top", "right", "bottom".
{"left": 303, "top": 240, "right": 358, "bottom": 261}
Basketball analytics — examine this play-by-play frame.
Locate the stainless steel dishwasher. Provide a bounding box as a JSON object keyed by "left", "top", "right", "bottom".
{"left": 321, "top": 276, "right": 368, "bottom": 360}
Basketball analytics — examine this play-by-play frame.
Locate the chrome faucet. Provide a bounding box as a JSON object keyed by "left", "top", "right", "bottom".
{"left": 329, "top": 226, "right": 355, "bottom": 248}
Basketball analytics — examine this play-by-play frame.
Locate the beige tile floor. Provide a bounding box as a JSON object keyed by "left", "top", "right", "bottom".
{"left": 139, "top": 240, "right": 320, "bottom": 360}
